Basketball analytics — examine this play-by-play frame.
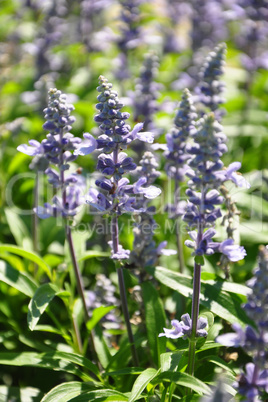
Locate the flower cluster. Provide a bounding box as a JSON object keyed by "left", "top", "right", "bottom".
{"left": 164, "top": 88, "right": 196, "bottom": 219}
{"left": 114, "top": 0, "right": 145, "bottom": 81}
{"left": 196, "top": 43, "right": 226, "bottom": 117}
{"left": 132, "top": 53, "right": 161, "bottom": 132}
{"left": 159, "top": 313, "right": 208, "bottom": 340}
{"left": 183, "top": 112, "right": 247, "bottom": 262}
{"left": 18, "top": 88, "right": 85, "bottom": 219}
{"left": 232, "top": 0, "right": 268, "bottom": 72}
{"left": 190, "top": 0, "right": 228, "bottom": 52}
{"left": 85, "top": 76, "right": 161, "bottom": 259}
{"left": 216, "top": 246, "right": 268, "bottom": 400}
{"left": 79, "top": 0, "right": 115, "bottom": 52}
{"left": 129, "top": 151, "right": 175, "bottom": 269}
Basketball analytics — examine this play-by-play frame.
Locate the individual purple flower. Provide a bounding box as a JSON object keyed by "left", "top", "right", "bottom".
{"left": 219, "top": 239, "right": 247, "bottom": 262}
{"left": 133, "top": 177, "right": 161, "bottom": 199}
{"left": 17, "top": 140, "right": 44, "bottom": 156}
{"left": 157, "top": 241, "right": 177, "bottom": 257}
{"left": 220, "top": 162, "right": 250, "bottom": 188}
{"left": 216, "top": 322, "right": 246, "bottom": 347}
{"left": 74, "top": 133, "right": 97, "bottom": 156}
{"left": 159, "top": 319, "right": 184, "bottom": 339}
{"left": 126, "top": 122, "right": 155, "bottom": 144}
{"left": 233, "top": 363, "right": 268, "bottom": 401}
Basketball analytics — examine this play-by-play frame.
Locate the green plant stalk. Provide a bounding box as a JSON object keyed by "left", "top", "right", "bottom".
{"left": 111, "top": 214, "right": 139, "bottom": 367}
{"left": 187, "top": 262, "right": 202, "bottom": 376}
{"left": 174, "top": 177, "right": 185, "bottom": 274}
{"left": 111, "top": 146, "right": 139, "bottom": 366}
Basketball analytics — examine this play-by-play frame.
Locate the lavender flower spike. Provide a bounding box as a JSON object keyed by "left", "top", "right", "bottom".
{"left": 182, "top": 111, "right": 247, "bottom": 376}
{"left": 18, "top": 88, "right": 98, "bottom": 360}
{"left": 164, "top": 88, "right": 197, "bottom": 273}
{"left": 88, "top": 75, "right": 162, "bottom": 366}
{"left": 216, "top": 246, "right": 268, "bottom": 400}
{"left": 87, "top": 76, "right": 161, "bottom": 259}
{"left": 196, "top": 43, "right": 226, "bottom": 116}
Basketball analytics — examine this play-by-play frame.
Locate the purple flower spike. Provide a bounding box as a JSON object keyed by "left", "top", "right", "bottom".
{"left": 159, "top": 320, "right": 184, "bottom": 339}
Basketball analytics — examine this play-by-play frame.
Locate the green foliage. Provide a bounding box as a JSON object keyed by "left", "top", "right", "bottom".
{"left": 0, "top": 1, "right": 267, "bottom": 400}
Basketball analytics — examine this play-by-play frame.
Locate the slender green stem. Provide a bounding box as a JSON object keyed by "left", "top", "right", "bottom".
{"left": 33, "top": 172, "right": 39, "bottom": 277}
{"left": 187, "top": 261, "right": 202, "bottom": 377}
{"left": 111, "top": 146, "right": 139, "bottom": 366}
{"left": 65, "top": 225, "right": 89, "bottom": 320}
{"left": 174, "top": 178, "right": 185, "bottom": 274}
{"left": 72, "top": 313, "right": 83, "bottom": 354}
{"left": 111, "top": 215, "right": 139, "bottom": 366}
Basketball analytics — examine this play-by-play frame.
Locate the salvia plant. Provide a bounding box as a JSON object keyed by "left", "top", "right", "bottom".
{"left": 0, "top": 2, "right": 268, "bottom": 401}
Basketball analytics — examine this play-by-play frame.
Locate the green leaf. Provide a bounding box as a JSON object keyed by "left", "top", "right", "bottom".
{"left": 41, "top": 382, "right": 102, "bottom": 402}
{"left": 194, "top": 256, "right": 204, "bottom": 265}
{"left": 86, "top": 306, "right": 116, "bottom": 332}
{"left": 205, "top": 356, "right": 236, "bottom": 375}
{"left": 0, "top": 260, "right": 37, "bottom": 297}
{"left": 147, "top": 266, "right": 252, "bottom": 326}
{"left": 201, "top": 280, "right": 250, "bottom": 297}
{"left": 4, "top": 208, "right": 33, "bottom": 250}
{"left": 157, "top": 372, "right": 211, "bottom": 395}
{"left": 141, "top": 281, "right": 166, "bottom": 366}
{"left": 197, "top": 341, "right": 223, "bottom": 352}
{"left": 0, "top": 244, "right": 52, "bottom": 279}
{"left": 128, "top": 368, "right": 160, "bottom": 402}
{"left": 105, "top": 367, "right": 143, "bottom": 376}
{"left": 0, "top": 352, "right": 91, "bottom": 381}
{"left": 78, "top": 250, "right": 110, "bottom": 262}
{"left": 0, "top": 385, "right": 43, "bottom": 402}
{"left": 28, "top": 283, "right": 61, "bottom": 331}
{"left": 106, "top": 335, "right": 145, "bottom": 371}
{"left": 69, "top": 389, "right": 129, "bottom": 402}
{"left": 92, "top": 324, "right": 112, "bottom": 368}
{"left": 160, "top": 351, "right": 184, "bottom": 373}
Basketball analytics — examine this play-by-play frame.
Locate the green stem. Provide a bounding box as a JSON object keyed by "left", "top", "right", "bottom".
{"left": 187, "top": 261, "right": 201, "bottom": 376}
{"left": 174, "top": 178, "right": 185, "bottom": 274}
